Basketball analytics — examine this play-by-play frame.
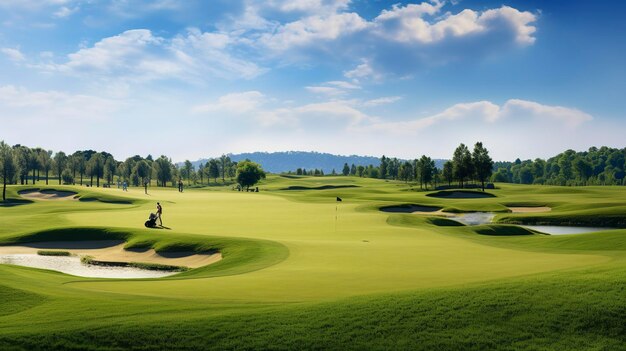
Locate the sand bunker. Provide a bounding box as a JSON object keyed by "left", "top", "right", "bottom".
{"left": 508, "top": 207, "right": 552, "bottom": 213}
{"left": 0, "top": 240, "right": 221, "bottom": 269}
{"left": 19, "top": 189, "right": 78, "bottom": 201}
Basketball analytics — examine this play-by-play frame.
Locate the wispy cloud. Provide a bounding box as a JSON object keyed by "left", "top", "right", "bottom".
{"left": 1, "top": 47, "right": 25, "bottom": 62}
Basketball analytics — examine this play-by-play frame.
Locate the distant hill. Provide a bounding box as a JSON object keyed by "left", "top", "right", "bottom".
{"left": 186, "top": 151, "right": 447, "bottom": 174}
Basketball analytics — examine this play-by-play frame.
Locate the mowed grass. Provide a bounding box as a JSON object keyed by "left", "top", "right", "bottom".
{"left": 0, "top": 177, "right": 625, "bottom": 350}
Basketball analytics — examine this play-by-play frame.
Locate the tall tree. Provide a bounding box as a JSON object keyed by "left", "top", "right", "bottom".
{"left": 39, "top": 149, "right": 52, "bottom": 185}
{"left": 53, "top": 151, "right": 67, "bottom": 185}
{"left": 183, "top": 160, "right": 194, "bottom": 185}
{"left": 419, "top": 155, "right": 435, "bottom": 189}
{"left": 74, "top": 152, "right": 86, "bottom": 186}
{"left": 14, "top": 146, "right": 30, "bottom": 185}
{"left": 452, "top": 143, "right": 473, "bottom": 188}
{"left": 88, "top": 153, "right": 104, "bottom": 187}
{"left": 342, "top": 163, "right": 350, "bottom": 176}
{"left": 208, "top": 159, "right": 220, "bottom": 183}
{"left": 103, "top": 156, "right": 117, "bottom": 185}
{"left": 220, "top": 155, "right": 231, "bottom": 182}
{"left": 472, "top": 142, "right": 494, "bottom": 191}
{"left": 379, "top": 156, "right": 388, "bottom": 179}
{"left": 0, "top": 142, "right": 17, "bottom": 201}
{"left": 29, "top": 149, "right": 40, "bottom": 184}
{"left": 197, "top": 163, "right": 205, "bottom": 185}
{"left": 134, "top": 160, "right": 150, "bottom": 186}
{"left": 153, "top": 156, "right": 173, "bottom": 187}
{"left": 442, "top": 161, "right": 453, "bottom": 186}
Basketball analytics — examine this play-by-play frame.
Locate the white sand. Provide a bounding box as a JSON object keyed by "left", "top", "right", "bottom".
{"left": 19, "top": 190, "right": 78, "bottom": 201}
{"left": 0, "top": 240, "right": 221, "bottom": 269}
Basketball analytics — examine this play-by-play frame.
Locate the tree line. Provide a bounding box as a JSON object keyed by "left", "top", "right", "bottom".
{"left": 491, "top": 147, "right": 626, "bottom": 186}
{"left": 0, "top": 141, "right": 255, "bottom": 200}
{"left": 181, "top": 155, "right": 238, "bottom": 186}
{"left": 287, "top": 142, "right": 494, "bottom": 191}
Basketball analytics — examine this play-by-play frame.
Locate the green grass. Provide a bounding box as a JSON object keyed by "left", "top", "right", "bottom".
{"left": 0, "top": 178, "right": 625, "bottom": 349}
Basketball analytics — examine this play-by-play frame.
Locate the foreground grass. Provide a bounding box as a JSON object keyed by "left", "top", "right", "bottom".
{"left": 0, "top": 177, "right": 625, "bottom": 349}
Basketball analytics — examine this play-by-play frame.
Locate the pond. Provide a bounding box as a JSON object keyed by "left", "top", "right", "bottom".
{"left": 443, "top": 213, "right": 617, "bottom": 235}
{"left": 0, "top": 254, "right": 178, "bottom": 279}
{"left": 519, "top": 225, "right": 617, "bottom": 235}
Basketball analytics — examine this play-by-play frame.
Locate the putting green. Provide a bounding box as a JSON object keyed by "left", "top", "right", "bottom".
{"left": 0, "top": 177, "right": 624, "bottom": 349}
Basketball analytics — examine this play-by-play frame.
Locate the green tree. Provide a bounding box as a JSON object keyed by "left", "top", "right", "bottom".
{"left": 208, "top": 159, "right": 220, "bottom": 183}
{"left": 220, "top": 155, "right": 231, "bottom": 182}
{"left": 350, "top": 164, "right": 357, "bottom": 176}
{"left": 573, "top": 157, "right": 593, "bottom": 185}
{"left": 442, "top": 161, "right": 453, "bottom": 186}
{"left": 357, "top": 165, "right": 365, "bottom": 177}
{"left": 472, "top": 142, "right": 494, "bottom": 191}
{"left": 103, "top": 156, "right": 117, "bottom": 185}
{"left": 236, "top": 160, "right": 266, "bottom": 191}
{"left": 0, "top": 141, "right": 17, "bottom": 201}
{"left": 133, "top": 160, "right": 150, "bottom": 187}
{"left": 29, "top": 148, "right": 40, "bottom": 184}
{"left": 183, "top": 160, "right": 194, "bottom": 185}
{"left": 153, "top": 156, "right": 173, "bottom": 187}
{"left": 39, "top": 149, "right": 53, "bottom": 185}
{"left": 379, "top": 156, "right": 388, "bottom": 179}
{"left": 53, "top": 151, "right": 67, "bottom": 185}
{"left": 452, "top": 143, "right": 473, "bottom": 188}
{"left": 342, "top": 163, "right": 350, "bottom": 176}
{"left": 197, "top": 163, "right": 205, "bottom": 185}
{"left": 14, "top": 146, "right": 30, "bottom": 185}
{"left": 419, "top": 155, "right": 435, "bottom": 189}
{"left": 88, "top": 153, "right": 104, "bottom": 187}
{"left": 75, "top": 152, "right": 86, "bottom": 185}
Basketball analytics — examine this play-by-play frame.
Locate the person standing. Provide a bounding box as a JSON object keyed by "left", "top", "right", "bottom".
{"left": 144, "top": 178, "right": 149, "bottom": 195}
{"left": 122, "top": 181, "right": 127, "bottom": 191}
{"left": 178, "top": 179, "right": 183, "bottom": 192}
{"left": 156, "top": 202, "right": 163, "bottom": 226}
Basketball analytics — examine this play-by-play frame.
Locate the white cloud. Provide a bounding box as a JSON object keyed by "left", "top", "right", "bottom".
{"left": 363, "top": 96, "right": 402, "bottom": 107}
{"left": 43, "top": 28, "right": 265, "bottom": 82}
{"left": 1, "top": 47, "right": 25, "bottom": 62}
{"left": 257, "top": 1, "right": 537, "bottom": 75}
{"left": 502, "top": 99, "right": 592, "bottom": 127}
{"left": 326, "top": 80, "right": 360, "bottom": 89}
{"left": 306, "top": 86, "right": 346, "bottom": 96}
{"left": 192, "top": 91, "right": 265, "bottom": 114}
{"left": 259, "top": 12, "right": 369, "bottom": 51}
{"left": 364, "top": 99, "right": 592, "bottom": 134}
{"left": 53, "top": 6, "right": 79, "bottom": 18}
{"left": 0, "top": 85, "right": 121, "bottom": 121}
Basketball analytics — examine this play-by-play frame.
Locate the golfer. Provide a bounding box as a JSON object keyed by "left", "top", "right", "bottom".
{"left": 156, "top": 202, "right": 163, "bottom": 226}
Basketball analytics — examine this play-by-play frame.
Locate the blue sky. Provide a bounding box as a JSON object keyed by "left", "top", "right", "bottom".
{"left": 0, "top": 0, "right": 624, "bottom": 162}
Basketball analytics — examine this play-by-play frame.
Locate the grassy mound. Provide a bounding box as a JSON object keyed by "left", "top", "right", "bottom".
{"left": 1, "top": 264, "right": 625, "bottom": 350}
{"left": 1, "top": 227, "right": 288, "bottom": 279}
{"left": 425, "top": 217, "right": 465, "bottom": 227}
{"left": 472, "top": 224, "right": 538, "bottom": 236}
{"left": 427, "top": 190, "right": 496, "bottom": 198}
{"left": 0, "top": 284, "right": 46, "bottom": 318}
{"left": 379, "top": 204, "right": 441, "bottom": 213}
{"left": 281, "top": 185, "right": 360, "bottom": 190}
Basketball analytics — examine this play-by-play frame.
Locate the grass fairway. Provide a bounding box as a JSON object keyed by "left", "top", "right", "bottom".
{"left": 0, "top": 177, "right": 625, "bottom": 350}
